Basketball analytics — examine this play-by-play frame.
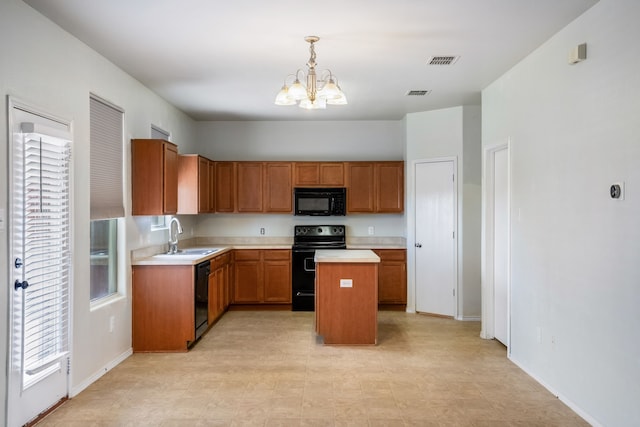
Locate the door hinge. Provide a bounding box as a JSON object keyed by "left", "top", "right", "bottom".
{"left": 453, "top": 289, "right": 456, "bottom": 296}
{"left": 452, "top": 231, "right": 455, "bottom": 239}
{"left": 66, "top": 357, "right": 71, "bottom": 375}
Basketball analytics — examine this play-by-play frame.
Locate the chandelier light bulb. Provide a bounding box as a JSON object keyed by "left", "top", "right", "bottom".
{"left": 288, "top": 78, "right": 308, "bottom": 101}
{"left": 274, "top": 85, "right": 296, "bottom": 106}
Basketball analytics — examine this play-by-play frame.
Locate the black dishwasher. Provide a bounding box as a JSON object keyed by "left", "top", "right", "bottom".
{"left": 193, "top": 260, "right": 210, "bottom": 344}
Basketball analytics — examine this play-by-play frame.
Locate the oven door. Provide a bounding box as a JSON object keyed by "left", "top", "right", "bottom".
{"left": 292, "top": 249, "right": 316, "bottom": 311}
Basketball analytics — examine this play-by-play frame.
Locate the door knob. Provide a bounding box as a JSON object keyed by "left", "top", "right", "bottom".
{"left": 415, "top": 243, "right": 422, "bottom": 248}
{"left": 15, "top": 280, "right": 29, "bottom": 290}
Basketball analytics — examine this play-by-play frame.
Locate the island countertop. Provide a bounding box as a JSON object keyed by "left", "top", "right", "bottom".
{"left": 314, "top": 249, "right": 380, "bottom": 264}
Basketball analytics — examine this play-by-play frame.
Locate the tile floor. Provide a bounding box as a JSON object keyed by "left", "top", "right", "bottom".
{"left": 37, "top": 311, "right": 588, "bottom": 426}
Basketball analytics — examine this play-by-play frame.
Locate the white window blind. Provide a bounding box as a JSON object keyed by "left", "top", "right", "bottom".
{"left": 90, "top": 95, "right": 124, "bottom": 219}
{"left": 17, "top": 123, "right": 71, "bottom": 388}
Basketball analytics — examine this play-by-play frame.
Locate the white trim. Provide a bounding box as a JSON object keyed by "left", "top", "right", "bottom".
{"left": 480, "top": 141, "right": 511, "bottom": 350}
{"left": 411, "top": 156, "right": 459, "bottom": 318}
{"left": 509, "top": 355, "right": 603, "bottom": 427}
{"left": 69, "top": 348, "right": 133, "bottom": 398}
{"left": 7, "top": 96, "right": 74, "bottom": 426}
{"left": 456, "top": 316, "right": 481, "bottom": 321}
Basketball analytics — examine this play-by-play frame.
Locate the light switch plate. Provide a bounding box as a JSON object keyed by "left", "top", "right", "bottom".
{"left": 340, "top": 279, "right": 353, "bottom": 288}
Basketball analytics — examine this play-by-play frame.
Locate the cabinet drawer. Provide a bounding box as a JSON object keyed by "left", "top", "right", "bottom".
{"left": 374, "top": 249, "right": 406, "bottom": 261}
{"left": 234, "top": 250, "right": 261, "bottom": 261}
{"left": 264, "top": 249, "right": 291, "bottom": 261}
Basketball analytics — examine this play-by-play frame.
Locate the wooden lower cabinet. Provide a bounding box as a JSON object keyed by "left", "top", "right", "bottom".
{"left": 233, "top": 249, "right": 291, "bottom": 305}
{"left": 208, "top": 252, "right": 231, "bottom": 324}
{"left": 374, "top": 249, "right": 407, "bottom": 307}
{"left": 132, "top": 265, "right": 194, "bottom": 352}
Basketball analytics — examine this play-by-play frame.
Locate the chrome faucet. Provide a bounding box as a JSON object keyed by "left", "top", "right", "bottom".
{"left": 168, "top": 217, "right": 183, "bottom": 254}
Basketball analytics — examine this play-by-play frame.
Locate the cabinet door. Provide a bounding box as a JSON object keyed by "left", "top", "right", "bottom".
{"left": 177, "top": 155, "right": 198, "bottom": 214}
{"left": 208, "top": 269, "right": 218, "bottom": 324}
{"left": 319, "top": 163, "right": 345, "bottom": 186}
{"left": 208, "top": 160, "right": 216, "bottom": 213}
{"left": 376, "top": 162, "right": 404, "bottom": 213}
{"left": 163, "top": 143, "right": 179, "bottom": 214}
{"left": 293, "top": 162, "right": 320, "bottom": 186}
{"left": 198, "top": 156, "right": 210, "bottom": 213}
{"left": 263, "top": 250, "right": 291, "bottom": 303}
{"left": 375, "top": 250, "right": 407, "bottom": 304}
{"left": 233, "top": 250, "right": 262, "bottom": 303}
{"left": 132, "top": 139, "right": 178, "bottom": 215}
{"left": 215, "top": 162, "right": 236, "bottom": 212}
{"left": 216, "top": 266, "right": 225, "bottom": 315}
{"left": 237, "top": 162, "right": 264, "bottom": 212}
{"left": 265, "top": 162, "right": 292, "bottom": 213}
{"left": 346, "top": 162, "right": 375, "bottom": 213}
{"left": 233, "top": 261, "right": 261, "bottom": 303}
{"left": 263, "top": 261, "right": 291, "bottom": 302}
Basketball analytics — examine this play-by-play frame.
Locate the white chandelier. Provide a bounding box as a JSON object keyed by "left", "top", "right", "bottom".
{"left": 274, "top": 36, "right": 347, "bottom": 109}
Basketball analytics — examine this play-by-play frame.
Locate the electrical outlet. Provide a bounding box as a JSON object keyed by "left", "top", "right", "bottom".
{"left": 368, "top": 226, "right": 375, "bottom": 235}
{"left": 260, "top": 227, "right": 265, "bottom": 235}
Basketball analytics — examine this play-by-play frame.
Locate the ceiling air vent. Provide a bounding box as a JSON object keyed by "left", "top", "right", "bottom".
{"left": 427, "top": 55, "right": 459, "bottom": 65}
{"left": 406, "top": 90, "right": 431, "bottom": 96}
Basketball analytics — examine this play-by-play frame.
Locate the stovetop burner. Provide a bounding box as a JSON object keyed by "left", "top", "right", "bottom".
{"left": 293, "top": 225, "right": 346, "bottom": 249}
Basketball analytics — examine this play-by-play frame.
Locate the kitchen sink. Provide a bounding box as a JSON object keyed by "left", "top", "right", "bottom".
{"left": 152, "top": 248, "right": 223, "bottom": 259}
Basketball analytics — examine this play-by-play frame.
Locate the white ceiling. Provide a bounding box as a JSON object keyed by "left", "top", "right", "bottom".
{"left": 24, "top": 0, "right": 598, "bottom": 121}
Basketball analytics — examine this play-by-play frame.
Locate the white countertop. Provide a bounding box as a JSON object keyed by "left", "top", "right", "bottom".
{"left": 132, "top": 246, "right": 232, "bottom": 266}
{"left": 314, "top": 249, "right": 380, "bottom": 263}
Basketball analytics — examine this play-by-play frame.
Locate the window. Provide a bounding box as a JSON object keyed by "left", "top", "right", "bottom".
{"left": 90, "top": 219, "right": 117, "bottom": 300}
{"left": 89, "top": 95, "right": 124, "bottom": 302}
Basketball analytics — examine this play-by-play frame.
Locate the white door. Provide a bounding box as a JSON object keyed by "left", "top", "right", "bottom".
{"left": 493, "top": 148, "right": 509, "bottom": 345}
{"left": 415, "top": 160, "right": 456, "bottom": 316}
{"left": 8, "top": 100, "right": 72, "bottom": 427}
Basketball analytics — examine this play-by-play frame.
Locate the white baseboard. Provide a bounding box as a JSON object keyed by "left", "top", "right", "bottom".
{"left": 70, "top": 348, "right": 133, "bottom": 398}
{"left": 456, "top": 315, "right": 481, "bottom": 321}
{"left": 509, "top": 355, "right": 602, "bottom": 427}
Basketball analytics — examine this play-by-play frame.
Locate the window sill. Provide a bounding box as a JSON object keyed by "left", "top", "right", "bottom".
{"left": 90, "top": 293, "right": 126, "bottom": 311}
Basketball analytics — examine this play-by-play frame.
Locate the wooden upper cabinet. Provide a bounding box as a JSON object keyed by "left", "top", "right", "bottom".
{"left": 177, "top": 155, "right": 213, "bottom": 214}
{"left": 346, "top": 161, "right": 404, "bottom": 213}
{"left": 293, "top": 162, "right": 344, "bottom": 187}
{"left": 236, "top": 162, "right": 264, "bottom": 213}
{"left": 376, "top": 162, "right": 404, "bottom": 213}
{"left": 208, "top": 160, "right": 216, "bottom": 213}
{"left": 215, "top": 162, "right": 236, "bottom": 212}
{"left": 264, "top": 162, "right": 292, "bottom": 213}
{"left": 131, "top": 139, "right": 178, "bottom": 215}
{"left": 346, "top": 162, "right": 376, "bottom": 213}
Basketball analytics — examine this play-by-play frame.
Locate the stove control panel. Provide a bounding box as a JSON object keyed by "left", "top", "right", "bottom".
{"left": 294, "top": 225, "right": 345, "bottom": 236}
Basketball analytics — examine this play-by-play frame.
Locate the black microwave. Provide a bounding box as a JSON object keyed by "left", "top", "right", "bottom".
{"left": 294, "top": 187, "right": 346, "bottom": 216}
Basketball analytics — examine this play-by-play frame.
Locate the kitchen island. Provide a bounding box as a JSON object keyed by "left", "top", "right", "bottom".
{"left": 314, "top": 249, "right": 380, "bottom": 345}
